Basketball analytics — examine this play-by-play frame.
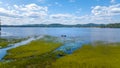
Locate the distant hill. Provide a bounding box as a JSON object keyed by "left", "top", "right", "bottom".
{"left": 1, "top": 23, "right": 104, "bottom": 27}
{"left": 103, "top": 23, "right": 120, "bottom": 28}
{"left": 1, "top": 23, "right": 120, "bottom": 28}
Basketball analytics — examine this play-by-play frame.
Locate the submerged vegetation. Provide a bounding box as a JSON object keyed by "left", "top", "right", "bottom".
{"left": 52, "top": 42, "right": 120, "bottom": 68}
{"left": 0, "top": 38, "right": 27, "bottom": 48}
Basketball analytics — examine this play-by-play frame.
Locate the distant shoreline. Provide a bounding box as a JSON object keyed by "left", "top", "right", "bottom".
{"left": 1, "top": 23, "right": 120, "bottom": 28}
{"left": 1, "top": 26, "right": 120, "bottom": 28}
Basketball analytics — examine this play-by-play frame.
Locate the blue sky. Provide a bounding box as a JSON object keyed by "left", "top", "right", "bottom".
{"left": 0, "top": 0, "right": 120, "bottom": 25}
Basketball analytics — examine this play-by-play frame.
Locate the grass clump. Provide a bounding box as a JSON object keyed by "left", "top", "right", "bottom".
{"left": 52, "top": 42, "right": 120, "bottom": 68}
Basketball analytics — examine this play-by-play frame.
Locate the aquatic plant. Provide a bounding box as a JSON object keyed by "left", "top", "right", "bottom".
{"left": 51, "top": 43, "right": 120, "bottom": 68}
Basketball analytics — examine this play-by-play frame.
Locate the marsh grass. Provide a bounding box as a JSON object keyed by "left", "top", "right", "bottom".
{"left": 0, "top": 38, "right": 9, "bottom": 48}
{"left": 0, "top": 52, "right": 61, "bottom": 68}
{"left": 4, "top": 39, "right": 62, "bottom": 60}
{"left": 0, "top": 37, "right": 63, "bottom": 68}
{"left": 1, "top": 37, "right": 120, "bottom": 68}
{"left": 52, "top": 42, "right": 120, "bottom": 68}
{"left": 0, "top": 38, "right": 28, "bottom": 48}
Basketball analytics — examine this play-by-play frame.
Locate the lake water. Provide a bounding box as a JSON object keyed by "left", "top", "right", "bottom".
{"left": 1, "top": 27, "right": 120, "bottom": 43}
{"left": 0, "top": 27, "right": 120, "bottom": 60}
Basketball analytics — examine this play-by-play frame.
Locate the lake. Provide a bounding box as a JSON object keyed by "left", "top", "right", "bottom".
{"left": 1, "top": 27, "right": 120, "bottom": 43}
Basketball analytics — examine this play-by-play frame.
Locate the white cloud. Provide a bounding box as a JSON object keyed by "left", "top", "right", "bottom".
{"left": 50, "top": 14, "right": 73, "bottom": 19}
{"left": 21, "top": 4, "right": 47, "bottom": 12}
{"left": 91, "top": 4, "right": 120, "bottom": 23}
{"left": 0, "top": 7, "right": 21, "bottom": 18}
{"left": 47, "top": 14, "right": 75, "bottom": 24}
{"left": 92, "top": 4, "right": 120, "bottom": 16}
{"left": 0, "top": 3, "right": 48, "bottom": 25}
{"left": 0, "top": 3, "right": 48, "bottom": 18}
{"left": 0, "top": 3, "right": 120, "bottom": 25}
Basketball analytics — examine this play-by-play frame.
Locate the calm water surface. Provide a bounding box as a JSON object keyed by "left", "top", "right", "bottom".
{"left": 1, "top": 27, "right": 120, "bottom": 42}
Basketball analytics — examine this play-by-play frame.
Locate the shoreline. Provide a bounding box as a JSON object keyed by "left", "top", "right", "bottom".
{"left": 0, "top": 36, "right": 43, "bottom": 60}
